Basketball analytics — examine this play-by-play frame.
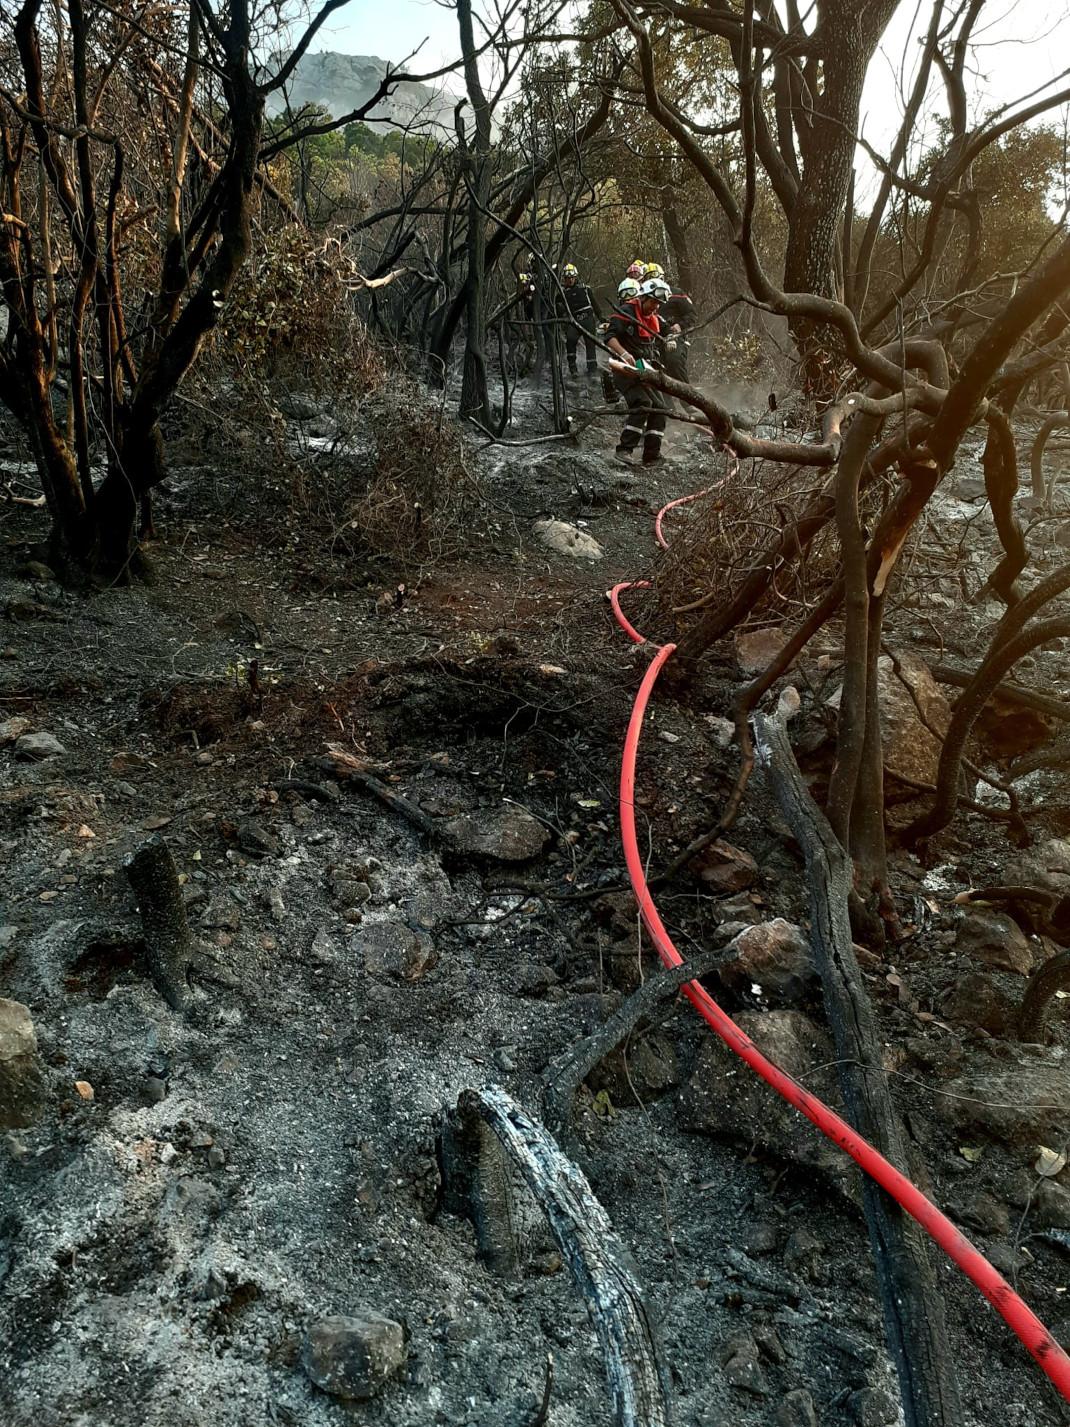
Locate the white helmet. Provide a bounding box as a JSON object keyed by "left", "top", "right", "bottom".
{"left": 617, "top": 277, "right": 641, "bottom": 300}
{"left": 639, "top": 277, "right": 671, "bottom": 302}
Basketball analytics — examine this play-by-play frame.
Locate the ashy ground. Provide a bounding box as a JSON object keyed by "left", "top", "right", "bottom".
{"left": 2, "top": 387, "right": 1069, "bottom": 1427}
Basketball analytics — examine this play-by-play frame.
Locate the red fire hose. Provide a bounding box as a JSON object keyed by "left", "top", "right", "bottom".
{"left": 610, "top": 517, "right": 1070, "bottom": 1403}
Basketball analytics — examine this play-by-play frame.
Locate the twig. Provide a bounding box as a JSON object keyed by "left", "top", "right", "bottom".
{"left": 543, "top": 948, "right": 725, "bottom": 1130}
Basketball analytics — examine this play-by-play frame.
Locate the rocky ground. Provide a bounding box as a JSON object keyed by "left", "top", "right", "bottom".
{"left": 2, "top": 381, "right": 1070, "bottom": 1427}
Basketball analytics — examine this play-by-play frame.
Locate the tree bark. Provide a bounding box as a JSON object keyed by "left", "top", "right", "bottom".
{"left": 442, "top": 1087, "right": 672, "bottom": 1427}
{"left": 755, "top": 711, "right": 963, "bottom": 1427}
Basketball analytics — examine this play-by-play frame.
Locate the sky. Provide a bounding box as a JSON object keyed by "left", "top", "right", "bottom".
{"left": 307, "top": 0, "right": 1070, "bottom": 190}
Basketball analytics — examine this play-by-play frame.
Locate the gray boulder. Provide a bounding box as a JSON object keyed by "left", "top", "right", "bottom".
{"left": 0, "top": 999, "right": 46, "bottom": 1128}
{"left": 301, "top": 1311, "right": 406, "bottom": 1400}
{"left": 719, "top": 919, "right": 813, "bottom": 1003}
{"left": 445, "top": 804, "right": 550, "bottom": 862}
{"left": 681, "top": 1009, "right": 850, "bottom": 1186}
{"left": 14, "top": 731, "right": 67, "bottom": 761}
{"left": 954, "top": 908, "right": 1034, "bottom": 976}
{"left": 533, "top": 519, "right": 604, "bottom": 561}
{"left": 353, "top": 921, "right": 437, "bottom": 982}
{"left": 934, "top": 1054, "right": 1070, "bottom": 1147}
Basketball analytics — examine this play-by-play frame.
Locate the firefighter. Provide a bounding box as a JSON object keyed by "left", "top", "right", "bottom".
{"left": 605, "top": 276, "right": 673, "bottom": 467}
{"left": 624, "top": 259, "right": 646, "bottom": 281}
{"left": 510, "top": 271, "right": 539, "bottom": 376}
{"left": 658, "top": 287, "right": 696, "bottom": 384}
{"left": 641, "top": 261, "right": 665, "bottom": 280}
{"left": 556, "top": 262, "right": 601, "bottom": 377}
{"left": 599, "top": 278, "right": 643, "bottom": 403}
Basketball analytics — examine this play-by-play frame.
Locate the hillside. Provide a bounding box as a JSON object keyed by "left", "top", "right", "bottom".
{"left": 264, "top": 50, "right": 457, "bottom": 133}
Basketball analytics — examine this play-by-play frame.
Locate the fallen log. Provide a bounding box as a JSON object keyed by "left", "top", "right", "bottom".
{"left": 441, "top": 1086, "right": 671, "bottom": 1427}
{"left": 753, "top": 710, "right": 962, "bottom": 1427}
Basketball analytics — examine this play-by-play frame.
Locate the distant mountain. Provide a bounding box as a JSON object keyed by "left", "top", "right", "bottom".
{"left": 265, "top": 51, "right": 457, "bottom": 136}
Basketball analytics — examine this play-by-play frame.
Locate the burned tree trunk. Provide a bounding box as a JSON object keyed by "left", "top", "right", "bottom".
{"left": 441, "top": 1087, "right": 671, "bottom": 1427}
{"left": 125, "top": 837, "right": 192, "bottom": 1011}
{"left": 754, "top": 711, "right": 963, "bottom": 1427}
{"left": 456, "top": 0, "right": 494, "bottom": 420}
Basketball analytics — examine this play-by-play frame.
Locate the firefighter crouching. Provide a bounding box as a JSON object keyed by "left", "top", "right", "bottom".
{"left": 605, "top": 276, "right": 673, "bottom": 467}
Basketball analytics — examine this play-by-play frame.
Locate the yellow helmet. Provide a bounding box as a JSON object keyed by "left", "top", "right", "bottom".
{"left": 642, "top": 262, "right": 665, "bottom": 280}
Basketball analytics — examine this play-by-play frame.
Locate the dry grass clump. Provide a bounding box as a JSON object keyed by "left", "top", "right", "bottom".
{"left": 656, "top": 436, "right": 901, "bottom": 631}
{"left": 347, "top": 381, "right": 484, "bottom": 562}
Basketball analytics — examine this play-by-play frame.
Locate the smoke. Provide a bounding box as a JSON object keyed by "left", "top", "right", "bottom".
{"left": 704, "top": 381, "right": 772, "bottom": 421}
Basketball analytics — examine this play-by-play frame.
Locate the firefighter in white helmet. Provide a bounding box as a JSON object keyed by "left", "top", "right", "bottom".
{"left": 604, "top": 276, "right": 673, "bottom": 467}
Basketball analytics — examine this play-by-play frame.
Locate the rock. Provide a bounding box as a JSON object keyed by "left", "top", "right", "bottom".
{"left": 935, "top": 1057, "right": 1070, "bottom": 1147}
{"left": 142, "top": 1075, "right": 168, "bottom": 1104}
{"left": 14, "top": 731, "right": 66, "bottom": 761}
{"left": 0, "top": 926, "right": 18, "bottom": 950}
{"left": 110, "top": 750, "right": 152, "bottom": 773}
{"left": 445, "top": 804, "right": 550, "bottom": 862}
{"left": 830, "top": 650, "right": 949, "bottom": 786}
{"left": 954, "top": 475, "right": 987, "bottom": 501}
{"left": 705, "top": 714, "right": 736, "bottom": 747}
{"left": 849, "top": 1386, "right": 897, "bottom": 1426}
{"left": 742, "top": 1221, "right": 779, "bottom": 1257}
{"left": 784, "top": 1226, "right": 825, "bottom": 1282}
{"left": 735, "top": 627, "right": 790, "bottom": 676}
{"left": 984, "top": 1241, "right": 1026, "bottom": 1276}
{"left": 277, "top": 390, "right": 322, "bottom": 421}
{"left": 515, "top": 964, "right": 559, "bottom": 997}
{"left": 753, "top": 1325, "right": 787, "bottom": 1364}
{"left": 1033, "top": 1180, "right": 1070, "bottom": 1230}
{"left": 533, "top": 518, "right": 604, "bottom": 561}
{"left": 1006, "top": 838, "right": 1070, "bottom": 896}
{"left": 956, "top": 1191, "right": 1010, "bottom": 1237}
{"left": 310, "top": 928, "right": 337, "bottom": 965}
{"left": 0, "top": 716, "right": 31, "bottom": 746}
{"left": 201, "top": 895, "right": 242, "bottom": 931}
{"left": 712, "top": 891, "right": 763, "bottom": 930}
{"left": 19, "top": 561, "right": 55, "bottom": 582}
{"left": 301, "top": 1311, "right": 406, "bottom": 1401}
{"left": 237, "top": 819, "right": 278, "bottom": 857}
{"left": 354, "top": 921, "right": 438, "bottom": 982}
{"left": 0, "top": 999, "right": 46, "bottom": 1129}
{"left": 690, "top": 839, "right": 759, "bottom": 893}
{"left": 976, "top": 694, "right": 1054, "bottom": 762}
{"left": 777, "top": 1389, "right": 818, "bottom": 1427}
{"left": 586, "top": 1027, "right": 680, "bottom": 1103}
{"left": 940, "top": 971, "right": 1015, "bottom": 1036}
{"left": 719, "top": 919, "right": 813, "bottom": 1003}
{"left": 955, "top": 909, "right": 1034, "bottom": 976}
{"left": 724, "top": 1353, "right": 770, "bottom": 1396}
{"left": 4, "top": 598, "right": 54, "bottom": 621}
{"left": 681, "top": 1009, "right": 850, "bottom": 1185}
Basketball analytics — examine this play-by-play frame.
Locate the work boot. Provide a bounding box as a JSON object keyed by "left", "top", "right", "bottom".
{"left": 614, "top": 444, "right": 635, "bottom": 463}
{"left": 568, "top": 361, "right": 579, "bottom": 378}
{"left": 642, "top": 450, "right": 667, "bottom": 469}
